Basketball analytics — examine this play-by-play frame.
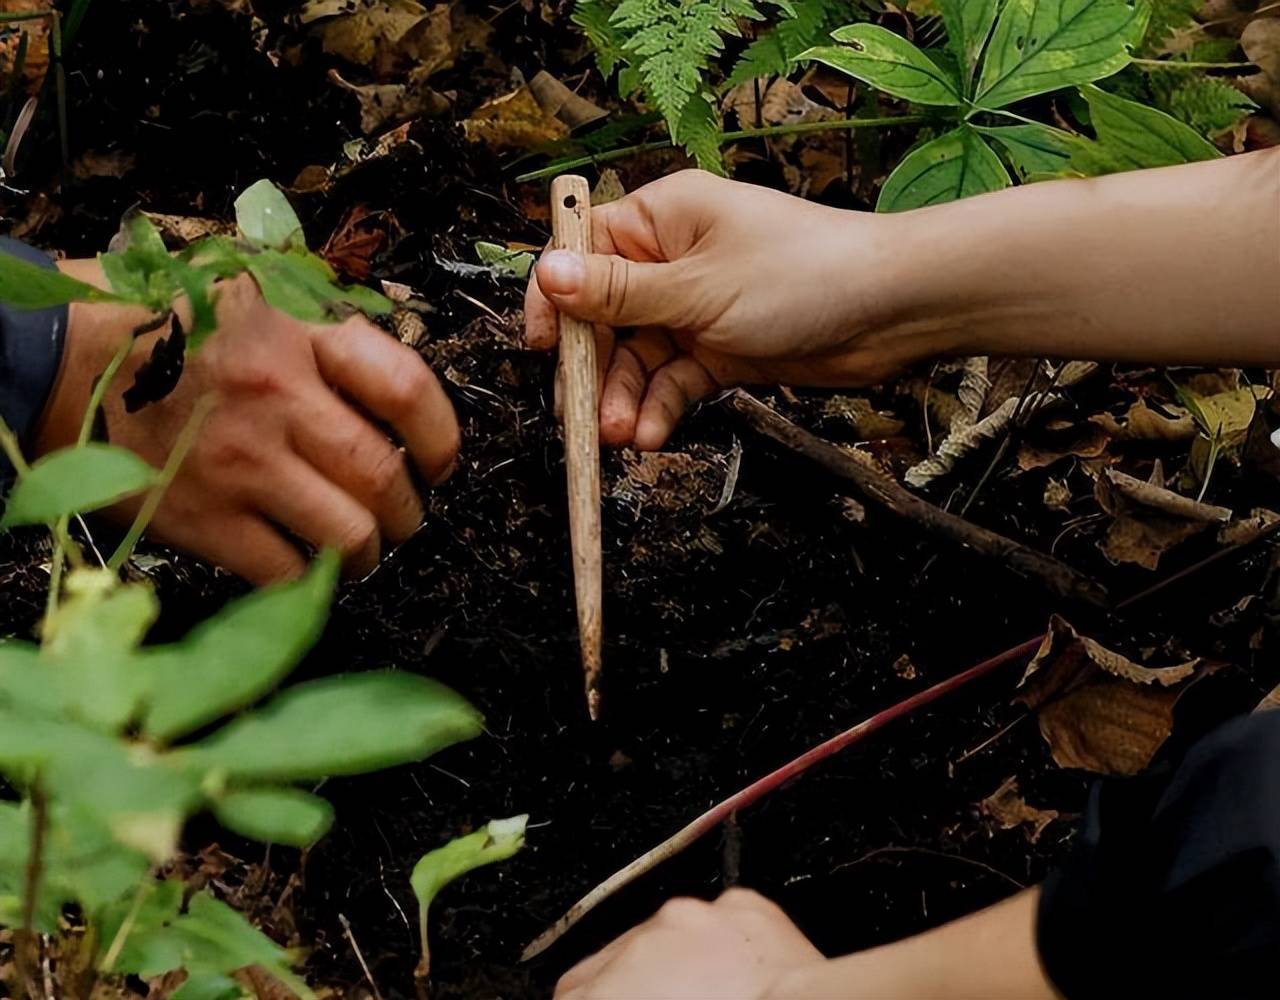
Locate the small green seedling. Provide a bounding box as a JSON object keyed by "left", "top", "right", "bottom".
{"left": 475, "top": 240, "right": 536, "bottom": 280}
{"left": 411, "top": 815, "right": 529, "bottom": 989}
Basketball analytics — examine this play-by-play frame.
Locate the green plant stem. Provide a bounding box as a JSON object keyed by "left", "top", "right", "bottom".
{"left": 78, "top": 337, "right": 133, "bottom": 446}
{"left": 108, "top": 394, "right": 214, "bottom": 572}
{"left": 98, "top": 881, "right": 149, "bottom": 974}
{"left": 0, "top": 413, "right": 31, "bottom": 476}
{"left": 514, "top": 114, "right": 929, "bottom": 183}
{"left": 1132, "top": 57, "right": 1254, "bottom": 70}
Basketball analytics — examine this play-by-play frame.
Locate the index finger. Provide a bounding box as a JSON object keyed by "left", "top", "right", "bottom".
{"left": 310, "top": 317, "right": 460, "bottom": 485}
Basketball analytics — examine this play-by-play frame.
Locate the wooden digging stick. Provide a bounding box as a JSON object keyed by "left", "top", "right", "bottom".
{"left": 551, "top": 175, "right": 604, "bottom": 719}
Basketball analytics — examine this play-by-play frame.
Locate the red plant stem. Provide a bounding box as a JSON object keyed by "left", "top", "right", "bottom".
{"left": 521, "top": 522, "right": 1280, "bottom": 961}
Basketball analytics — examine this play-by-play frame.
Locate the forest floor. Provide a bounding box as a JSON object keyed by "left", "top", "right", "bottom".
{"left": 2, "top": 2, "right": 1279, "bottom": 998}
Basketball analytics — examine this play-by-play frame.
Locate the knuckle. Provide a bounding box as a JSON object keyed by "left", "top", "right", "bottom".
{"left": 364, "top": 444, "right": 407, "bottom": 498}
{"left": 207, "top": 436, "right": 263, "bottom": 472}
{"left": 658, "top": 897, "right": 709, "bottom": 925}
{"left": 603, "top": 256, "right": 630, "bottom": 314}
{"left": 336, "top": 513, "right": 378, "bottom": 558}
{"left": 385, "top": 359, "right": 435, "bottom": 415}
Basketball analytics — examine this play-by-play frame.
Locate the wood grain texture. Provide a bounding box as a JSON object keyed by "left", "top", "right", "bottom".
{"left": 551, "top": 175, "right": 604, "bottom": 718}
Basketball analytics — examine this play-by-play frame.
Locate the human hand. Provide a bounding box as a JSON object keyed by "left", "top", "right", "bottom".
{"left": 524, "top": 170, "right": 935, "bottom": 450}
{"left": 37, "top": 266, "right": 459, "bottom": 584}
{"left": 554, "top": 889, "right": 822, "bottom": 1000}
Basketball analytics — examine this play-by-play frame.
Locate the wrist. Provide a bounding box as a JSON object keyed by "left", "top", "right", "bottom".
{"left": 34, "top": 260, "right": 147, "bottom": 455}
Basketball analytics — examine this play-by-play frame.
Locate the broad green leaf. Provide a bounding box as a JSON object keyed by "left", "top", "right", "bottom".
{"left": 975, "top": 122, "right": 1082, "bottom": 179}
{"left": 171, "top": 976, "right": 247, "bottom": 1000}
{"left": 2, "top": 444, "right": 157, "bottom": 527}
{"left": 142, "top": 552, "right": 339, "bottom": 742}
{"left": 213, "top": 788, "right": 334, "bottom": 847}
{"left": 801, "top": 24, "right": 964, "bottom": 106}
{"left": 172, "top": 894, "right": 313, "bottom": 998}
{"left": 182, "top": 672, "right": 483, "bottom": 781}
{"left": 942, "top": 0, "right": 1000, "bottom": 87}
{"left": 234, "top": 180, "right": 305, "bottom": 251}
{"left": 975, "top": 0, "right": 1140, "bottom": 109}
{"left": 475, "top": 242, "right": 536, "bottom": 280}
{"left": 98, "top": 879, "right": 186, "bottom": 975}
{"left": 411, "top": 815, "right": 528, "bottom": 963}
{"left": 247, "top": 249, "right": 393, "bottom": 323}
{"left": 1073, "top": 84, "right": 1220, "bottom": 171}
{"left": 0, "top": 252, "right": 124, "bottom": 310}
{"left": 877, "top": 126, "right": 1011, "bottom": 212}
{"left": 100, "top": 214, "right": 185, "bottom": 314}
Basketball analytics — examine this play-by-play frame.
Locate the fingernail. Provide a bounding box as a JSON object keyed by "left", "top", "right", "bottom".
{"left": 537, "top": 250, "right": 585, "bottom": 295}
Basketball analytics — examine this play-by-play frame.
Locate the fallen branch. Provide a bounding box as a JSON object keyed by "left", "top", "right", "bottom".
{"left": 726, "top": 390, "right": 1108, "bottom": 607}
{"left": 521, "top": 515, "right": 1280, "bottom": 960}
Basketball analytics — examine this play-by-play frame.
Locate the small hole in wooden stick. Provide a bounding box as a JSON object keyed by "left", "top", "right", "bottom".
{"left": 564, "top": 194, "right": 577, "bottom": 209}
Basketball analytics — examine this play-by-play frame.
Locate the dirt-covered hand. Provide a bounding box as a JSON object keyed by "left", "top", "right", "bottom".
{"left": 553, "top": 889, "right": 822, "bottom": 1000}
{"left": 524, "top": 170, "right": 919, "bottom": 450}
{"left": 38, "top": 267, "right": 459, "bottom": 584}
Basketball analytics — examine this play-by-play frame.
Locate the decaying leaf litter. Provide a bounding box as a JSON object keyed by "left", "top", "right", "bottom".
{"left": 1, "top": 0, "right": 1279, "bottom": 996}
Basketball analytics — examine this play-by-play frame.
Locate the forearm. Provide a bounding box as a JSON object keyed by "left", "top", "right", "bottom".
{"left": 875, "top": 149, "right": 1280, "bottom": 368}
{"left": 768, "top": 889, "right": 1058, "bottom": 1000}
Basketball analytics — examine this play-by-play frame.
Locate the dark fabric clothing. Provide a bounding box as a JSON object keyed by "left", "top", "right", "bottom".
{"left": 1038, "top": 709, "right": 1280, "bottom": 999}
{"left": 0, "top": 237, "right": 68, "bottom": 480}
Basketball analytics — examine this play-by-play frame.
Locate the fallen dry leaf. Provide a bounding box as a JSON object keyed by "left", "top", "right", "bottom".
{"left": 1043, "top": 476, "right": 1072, "bottom": 512}
{"left": 892, "top": 654, "right": 918, "bottom": 680}
{"left": 592, "top": 168, "right": 627, "bottom": 205}
{"left": 528, "top": 69, "right": 609, "bottom": 130}
{"left": 1218, "top": 506, "right": 1280, "bottom": 546}
{"left": 70, "top": 150, "right": 138, "bottom": 180}
{"left": 978, "top": 776, "right": 1059, "bottom": 843}
{"left": 1089, "top": 399, "right": 1196, "bottom": 443}
{"left": 462, "top": 84, "right": 569, "bottom": 151}
{"left": 0, "top": 0, "right": 50, "bottom": 95}
{"left": 328, "top": 66, "right": 450, "bottom": 134}
{"left": 1094, "top": 467, "right": 1231, "bottom": 569}
{"left": 1017, "top": 615, "right": 1206, "bottom": 775}
{"left": 303, "top": 0, "right": 452, "bottom": 79}
{"left": 822, "top": 395, "right": 905, "bottom": 440}
{"left": 144, "top": 213, "right": 236, "bottom": 245}
{"left": 1018, "top": 418, "right": 1110, "bottom": 471}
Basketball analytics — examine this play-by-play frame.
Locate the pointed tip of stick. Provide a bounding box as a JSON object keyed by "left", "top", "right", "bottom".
{"left": 583, "top": 637, "right": 603, "bottom": 720}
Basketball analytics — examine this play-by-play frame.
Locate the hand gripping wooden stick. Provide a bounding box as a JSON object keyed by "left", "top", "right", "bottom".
{"left": 551, "top": 175, "right": 604, "bottom": 719}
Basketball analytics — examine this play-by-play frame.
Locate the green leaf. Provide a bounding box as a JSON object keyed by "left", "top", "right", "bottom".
{"left": 182, "top": 671, "right": 484, "bottom": 781}
{"left": 411, "top": 815, "right": 528, "bottom": 964}
{"left": 877, "top": 125, "right": 1011, "bottom": 212}
{"left": 801, "top": 24, "right": 964, "bottom": 106}
{"left": 975, "top": 0, "right": 1140, "bottom": 109}
{"left": 246, "top": 249, "right": 393, "bottom": 323}
{"left": 0, "top": 252, "right": 124, "bottom": 309}
{"left": 1150, "top": 73, "right": 1255, "bottom": 137}
{"left": 2, "top": 444, "right": 158, "bottom": 527}
{"left": 234, "top": 180, "right": 305, "bottom": 251}
{"left": 942, "top": 0, "right": 999, "bottom": 88}
{"left": 171, "top": 976, "right": 247, "bottom": 1000}
{"left": 975, "top": 121, "right": 1083, "bottom": 178}
{"left": 1074, "top": 83, "right": 1220, "bottom": 171}
{"left": 475, "top": 241, "right": 536, "bottom": 280}
{"left": 213, "top": 788, "right": 334, "bottom": 848}
{"left": 142, "top": 552, "right": 339, "bottom": 742}
{"left": 674, "top": 91, "right": 725, "bottom": 173}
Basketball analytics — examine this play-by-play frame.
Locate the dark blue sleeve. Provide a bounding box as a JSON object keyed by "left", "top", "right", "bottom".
{"left": 1037, "top": 710, "right": 1280, "bottom": 999}
{"left": 0, "top": 237, "right": 69, "bottom": 479}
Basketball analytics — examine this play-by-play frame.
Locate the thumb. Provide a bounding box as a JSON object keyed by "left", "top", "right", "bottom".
{"left": 536, "top": 249, "right": 686, "bottom": 328}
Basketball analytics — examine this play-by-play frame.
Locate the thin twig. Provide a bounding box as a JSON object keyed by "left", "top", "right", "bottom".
{"left": 340, "top": 913, "right": 386, "bottom": 1000}
{"left": 832, "top": 845, "right": 1026, "bottom": 890}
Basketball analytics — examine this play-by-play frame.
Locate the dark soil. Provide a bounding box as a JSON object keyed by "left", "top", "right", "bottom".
{"left": 2, "top": 3, "right": 1278, "bottom": 998}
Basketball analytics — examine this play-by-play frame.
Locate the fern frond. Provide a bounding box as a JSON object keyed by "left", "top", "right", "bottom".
{"left": 1150, "top": 73, "right": 1256, "bottom": 136}
{"left": 1142, "top": 0, "right": 1201, "bottom": 53}
{"left": 727, "top": 0, "right": 864, "bottom": 87}
{"left": 574, "top": 0, "right": 628, "bottom": 78}
{"left": 676, "top": 90, "right": 726, "bottom": 171}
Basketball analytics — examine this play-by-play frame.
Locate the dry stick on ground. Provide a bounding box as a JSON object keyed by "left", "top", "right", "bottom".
{"left": 521, "top": 518, "right": 1280, "bottom": 961}
{"left": 726, "top": 390, "right": 1108, "bottom": 607}
{"left": 551, "top": 175, "right": 604, "bottom": 719}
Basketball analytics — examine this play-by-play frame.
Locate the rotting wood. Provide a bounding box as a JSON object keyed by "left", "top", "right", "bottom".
{"left": 550, "top": 175, "right": 604, "bottom": 719}
{"left": 726, "top": 390, "right": 1108, "bottom": 607}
